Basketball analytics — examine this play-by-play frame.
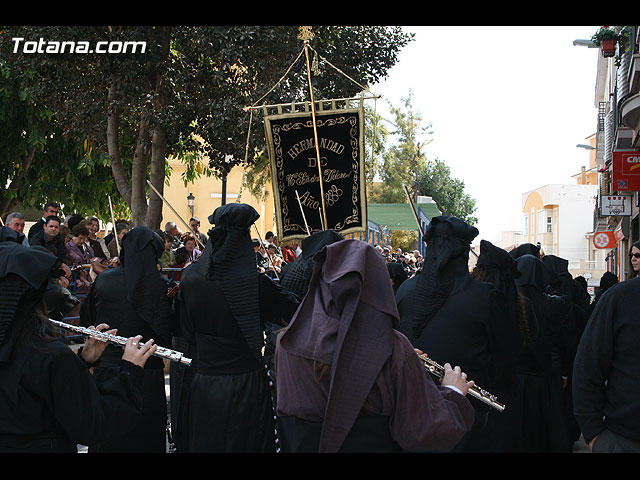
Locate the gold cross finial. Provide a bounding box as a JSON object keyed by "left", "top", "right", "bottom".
{"left": 298, "top": 26, "right": 314, "bottom": 43}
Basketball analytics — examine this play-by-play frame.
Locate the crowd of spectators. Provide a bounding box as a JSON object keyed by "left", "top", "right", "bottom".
{"left": 4, "top": 204, "right": 422, "bottom": 306}
{"left": 6, "top": 203, "right": 115, "bottom": 295}
{"left": 375, "top": 244, "right": 424, "bottom": 276}
{"left": 253, "top": 231, "right": 299, "bottom": 280}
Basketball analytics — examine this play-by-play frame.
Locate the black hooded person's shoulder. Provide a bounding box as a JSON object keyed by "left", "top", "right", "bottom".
{"left": 463, "top": 276, "right": 494, "bottom": 296}
{"left": 394, "top": 274, "right": 419, "bottom": 343}
{"left": 258, "top": 273, "right": 300, "bottom": 326}
{"left": 395, "top": 272, "right": 418, "bottom": 301}
{"left": 597, "top": 276, "right": 640, "bottom": 303}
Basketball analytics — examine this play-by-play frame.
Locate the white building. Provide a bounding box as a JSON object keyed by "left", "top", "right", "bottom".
{"left": 521, "top": 183, "right": 605, "bottom": 283}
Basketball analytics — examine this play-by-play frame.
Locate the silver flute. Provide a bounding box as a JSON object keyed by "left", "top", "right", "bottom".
{"left": 49, "top": 318, "right": 192, "bottom": 366}
{"left": 417, "top": 353, "right": 505, "bottom": 412}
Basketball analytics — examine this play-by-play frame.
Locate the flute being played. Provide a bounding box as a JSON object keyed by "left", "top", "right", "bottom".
{"left": 49, "top": 318, "right": 192, "bottom": 366}
{"left": 417, "top": 353, "right": 505, "bottom": 412}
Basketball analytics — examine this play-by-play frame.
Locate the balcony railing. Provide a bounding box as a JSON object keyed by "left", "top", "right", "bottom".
{"left": 568, "top": 260, "right": 609, "bottom": 271}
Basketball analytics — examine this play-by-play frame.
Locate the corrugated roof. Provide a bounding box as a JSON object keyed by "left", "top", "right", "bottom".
{"left": 367, "top": 202, "right": 442, "bottom": 231}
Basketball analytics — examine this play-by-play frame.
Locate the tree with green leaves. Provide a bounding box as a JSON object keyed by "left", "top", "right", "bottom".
{"left": 0, "top": 57, "right": 123, "bottom": 221}
{"left": 2, "top": 26, "right": 412, "bottom": 228}
{"left": 417, "top": 158, "right": 478, "bottom": 225}
{"left": 370, "top": 91, "right": 477, "bottom": 225}
{"left": 371, "top": 91, "right": 433, "bottom": 203}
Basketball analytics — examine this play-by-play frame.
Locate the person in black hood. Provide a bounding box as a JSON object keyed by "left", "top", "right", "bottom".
{"left": 0, "top": 241, "right": 156, "bottom": 452}
{"left": 510, "top": 242, "right": 541, "bottom": 259}
{"left": 589, "top": 271, "right": 617, "bottom": 316}
{"left": 396, "top": 216, "right": 519, "bottom": 452}
{"left": 80, "top": 226, "right": 174, "bottom": 453}
{"left": 279, "top": 229, "right": 344, "bottom": 301}
{"left": 470, "top": 239, "right": 524, "bottom": 452}
{"left": 541, "top": 254, "right": 590, "bottom": 449}
{"left": 387, "top": 261, "right": 408, "bottom": 295}
{"left": 173, "top": 203, "right": 298, "bottom": 453}
{"left": 1, "top": 226, "right": 77, "bottom": 319}
{"left": 514, "top": 254, "right": 571, "bottom": 452}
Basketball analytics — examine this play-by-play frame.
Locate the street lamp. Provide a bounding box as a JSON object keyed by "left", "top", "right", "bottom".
{"left": 187, "top": 193, "right": 195, "bottom": 217}
{"left": 572, "top": 39, "right": 597, "bottom": 48}
{"left": 576, "top": 144, "right": 596, "bottom": 150}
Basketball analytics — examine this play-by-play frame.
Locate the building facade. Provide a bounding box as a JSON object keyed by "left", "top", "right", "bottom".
{"left": 521, "top": 184, "right": 601, "bottom": 282}
{"left": 591, "top": 25, "right": 640, "bottom": 281}
{"left": 161, "top": 158, "right": 277, "bottom": 241}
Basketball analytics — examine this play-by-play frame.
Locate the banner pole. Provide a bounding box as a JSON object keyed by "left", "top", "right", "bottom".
{"left": 295, "top": 190, "right": 311, "bottom": 236}
{"left": 107, "top": 195, "right": 121, "bottom": 256}
{"left": 403, "top": 185, "right": 425, "bottom": 239}
{"left": 299, "top": 26, "right": 328, "bottom": 230}
{"left": 147, "top": 180, "right": 206, "bottom": 250}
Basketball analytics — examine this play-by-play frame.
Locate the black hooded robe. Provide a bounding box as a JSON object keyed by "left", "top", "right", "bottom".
{"left": 80, "top": 227, "right": 174, "bottom": 453}
{"left": 542, "top": 254, "right": 589, "bottom": 448}
{"left": 174, "top": 203, "right": 297, "bottom": 453}
{"left": 396, "top": 217, "right": 520, "bottom": 453}
{"left": 514, "top": 254, "right": 571, "bottom": 452}
{"left": 470, "top": 240, "right": 524, "bottom": 452}
{"left": 0, "top": 241, "right": 145, "bottom": 453}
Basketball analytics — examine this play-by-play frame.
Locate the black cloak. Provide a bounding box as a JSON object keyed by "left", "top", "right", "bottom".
{"left": 475, "top": 239, "right": 521, "bottom": 321}
{"left": 0, "top": 242, "right": 145, "bottom": 452}
{"left": 0, "top": 241, "right": 58, "bottom": 363}
{"left": 411, "top": 215, "right": 479, "bottom": 339}
{"left": 174, "top": 203, "right": 296, "bottom": 453}
{"left": 396, "top": 217, "right": 519, "bottom": 453}
{"left": 79, "top": 226, "right": 173, "bottom": 453}
{"left": 196, "top": 202, "right": 262, "bottom": 360}
{"left": 509, "top": 242, "right": 541, "bottom": 259}
{"left": 513, "top": 253, "right": 571, "bottom": 452}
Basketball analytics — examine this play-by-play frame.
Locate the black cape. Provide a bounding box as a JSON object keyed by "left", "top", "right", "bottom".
{"left": 0, "top": 241, "right": 145, "bottom": 453}
{"left": 80, "top": 227, "right": 174, "bottom": 453}
{"left": 514, "top": 254, "right": 572, "bottom": 452}
{"left": 172, "top": 203, "right": 298, "bottom": 453}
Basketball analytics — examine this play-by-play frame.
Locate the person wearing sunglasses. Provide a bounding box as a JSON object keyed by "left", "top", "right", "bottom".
{"left": 629, "top": 241, "right": 640, "bottom": 278}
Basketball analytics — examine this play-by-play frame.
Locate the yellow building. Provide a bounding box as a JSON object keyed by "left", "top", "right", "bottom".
{"left": 161, "top": 158, "right": 276, "bottom": 239}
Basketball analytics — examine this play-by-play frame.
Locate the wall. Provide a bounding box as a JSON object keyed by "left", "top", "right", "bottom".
{"left": 162, "top": 158, "right": 276, "bottom": 240}
{"left": 521, "top": 184, "right": 599, "bottom": 262}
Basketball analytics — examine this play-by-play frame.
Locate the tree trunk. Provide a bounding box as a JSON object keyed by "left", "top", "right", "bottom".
{"left": 106, "top": 27, "right": 171, "bottom": 228}
{"left": 107, "top": 84, "right": 132, "bottom": 207}
{"left": 130, "top": 107, "right": 152, "bottom": 226}
{"left": 145, "top": 29, "right": 170, "bottom": 230}
{"left": 146, "top": 125, "right": 167, "bottom": 230}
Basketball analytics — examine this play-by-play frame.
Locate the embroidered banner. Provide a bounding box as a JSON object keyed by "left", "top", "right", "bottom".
{"left": 264, "top": 107, "right": 367, "bottom": 240}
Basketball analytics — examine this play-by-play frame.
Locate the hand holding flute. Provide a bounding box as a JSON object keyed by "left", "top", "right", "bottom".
{"left": 75, "top": 323, "right": 157, "bottom": 369}
{"left": 50, "top": 319, "right": 190, "bottom": 366}
{"left": 416, "top": 350, "right": 506, "bottom": 412}
{"left": 416, "top": 349, "right": 474, "bottom": 396}
{"left": 442, "top": 362, "right": 476, "bottom": 396}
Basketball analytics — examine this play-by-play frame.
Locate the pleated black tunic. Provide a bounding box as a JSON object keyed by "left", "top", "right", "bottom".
{"left": 176, "top": 270, "right": 281, "bottom": 453}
